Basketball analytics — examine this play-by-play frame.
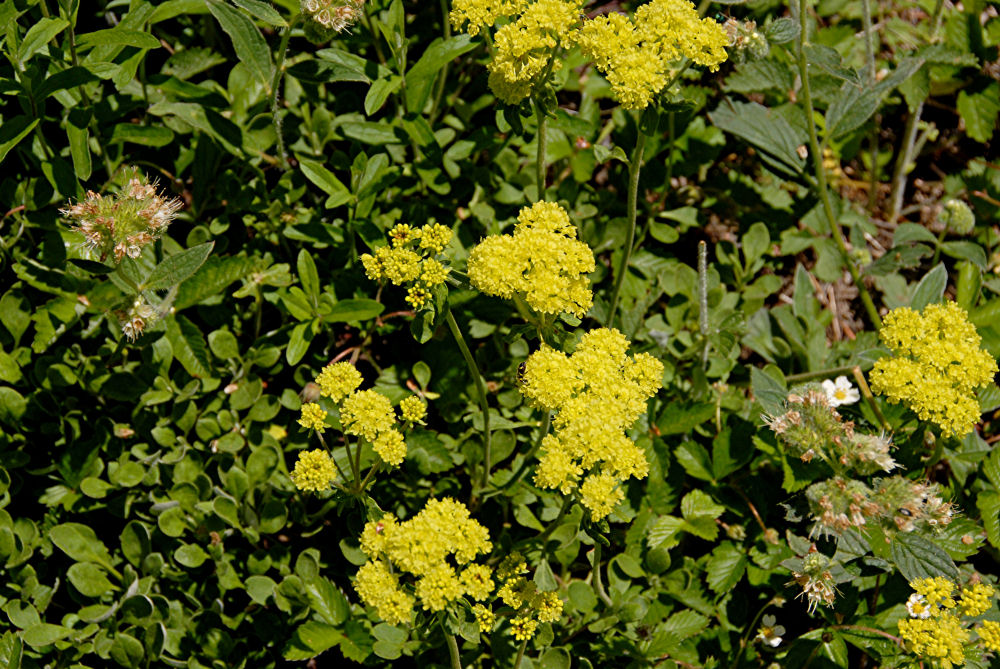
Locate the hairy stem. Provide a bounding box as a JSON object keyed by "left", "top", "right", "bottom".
{"left": 512, "top": 639, "right": 528, "bottom": 669}
{"left": 795, "top": 0, "right": 882, "bottom": 329}
{"left": 784, "top": 364, "right": 863, "bottom": 383}
{"left": 270, "top": 15, "right": 299, "bottom": 169}
{"left": 851, "top": 365, "right": 890, "bottom": 433}
{"left": 605, "top": 130, "right": 647, "bottom": 327}
{"left": 446, "top": 308, "right": 492, "bottom": 489}
{"left": 535, "top": 100, "right": 548, "bottom": 197}
{"left": 592, "top": 542, "right": 614, "bottom": 607}
{"left": 698, "top": 240, "right": 711, "bottom": 367}
{"left": 886, "top": 103, "right": 923, "bottom": 227}
{"left": 443, "top": 625, "right": 463, "bottom": 669}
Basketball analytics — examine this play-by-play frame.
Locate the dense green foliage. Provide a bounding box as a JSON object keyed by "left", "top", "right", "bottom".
{"left": 2, "top": 0, "right": 1000, "bottom": 668}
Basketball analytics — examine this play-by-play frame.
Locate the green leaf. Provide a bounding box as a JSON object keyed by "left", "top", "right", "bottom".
{"left": 166, "top": 315, "right": 213, "bottom": 378}
{"left": 910, "top": 262, "right": 947, "bottom": 310}
{"left": 324, "top": 299, "right": 385, "bottom": 323}
{"left": 706, "top": 543, "right": 747, "bottom": 593}
{"left": 206, "top": 0, "right": 272, "bottom": 88}
{"left": 174, "top": 255, "right": 259, "bottom": 309}
{"left": 674, "top": 442, "right": 714, "bottom": 482}
{"left": 365, "top": 76, "right": 402, "bottom": 116}
{"left": 743, "top": 221, "right": 770, "bottom": 268}
{"left": 940, "top": 241, "right": 988, "bottom": 270}
{"left": 231, "top": 0, "right": 287, "bottom": 26}
{"left": 49, "top": 523, "right": 115, "bottom": 570}
{"left": 404, "top": 34, "right": 477, "bottom": 113}
{"left": 67, "top": 562, "right": 116, "bottom": 597}
{"left": 305, "top": 578, "right": 350, "bottom": 626}
{"left": 66, "top": 122, "right": 92, "bottom": 181}
{"left": 120, "top": 521, "right": 151, "bottom": 567}
{"left": 957, "top": 82, "right": 1000, "bottom": 143}
{"left": 18, "top": 17, "right": 69, "bottom": 64}
{"left": 145, "top": 242, "right": 214, "bottom": 291}
{"left": 284, "top": 622, "right": 344, "bottom": 660}
{"left": 77, "top": 28, "right": 161, "bottom": 50}
{"left": 110, "top": 123, "right": 175, "bottom": 147}
{"left": 750, "top": 366, "right": 786, "bottom": 415}
{"left": 286, "top": 320, "right": 315, "bottom": 365}
{"left": 890, "top": 532, "right": 958, "bottom": 582}
{"left": 647, "top": 516, "right": 685, "bottom": 550}
{"left": 297, "top": 249, "right": 320, "bottom": 304}
{"left": 709, "top": 101, "right": 806, "bottom": 176}
{"left": 21, "top": 623, "right": 71, "bottom": 649}
{"left": 174, "top": 543, "right": 208, "bottom": 567}
{"left": 681, "top": 490, "right": 725, "bottom": 521}
{"left": 298, "top": 158, "right": 352, "bottom": 209}
{"left": 893, "top": 223, "right": 937, "bottom": 245}
{"left": 0, "top": 117, "right": 40, "bottom": 165}
{"left": 764, "top": 17, "right": 799, "bottom": 44}
{"left": 977, "top": 492, "right": 1000, "bottom": 549}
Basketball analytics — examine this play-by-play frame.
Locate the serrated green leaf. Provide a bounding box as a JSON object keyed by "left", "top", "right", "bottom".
{"left": 77, "top": 28, "right": 160, "bottom": 50}
{"left": 232, "top": 0, "right": 287, "bottom": 26}
{"left": 957, "top": 82, "right": 1000, "bottom": 143}
{"left": 890, "top": 532, "right": 958, "bottom": 582}
{"left": 706, "top": 542, "right": 747, "bottom": 593}
{"left": 166, "top": 314, "right": 213, "bottom": 378}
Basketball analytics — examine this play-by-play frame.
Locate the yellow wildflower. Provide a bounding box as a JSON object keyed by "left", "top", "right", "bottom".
{"left": 419, "top": 223, "right": 453, "bottom": 254}
{"left": 390, "top": 223, "right": 418, "bottom": 246}
{"left": 980, "top": 620, "right": 1000, "bottom": 652}
{"left": 297, "top": 403, "right": 328, "bottom": 432}
{"left": 468, "top": 201, "right": 595, "bottom": 317}
{"left": 519, "top": 328, "right": 662, "bottom": 519}
{"left": 472, "top": 604, "right": 496, "bottom": 633}
{"left": 315, "top": 361, "right": 363, "bottom": 401}
{"left": 420, "top": 258, "right": 449, "bottom": 286}
{"left": 355, "top": 499, "right": 493, "bottom": 618}
{"left": 373, "top": 429, "right": 407, "bottom": 466}
{"left": 497, "top": 553, "right": 528, "bottom": 582}
{"left": 354, "top": 559, "right": 415, "bottom": 625}
{"left": 960, "top": 583, "right": 995, "bottom": 617}
{"left": 399, "top": 396, "right": 427, "bottom": 423}
{"left": 450, "top": 0, "right": 529, "bottom": 36}
{"left": 898, "top": 614, "right": 968, "bottom": 668}
{"left": 913, "top": 577, "right": 957, "bottom": 609}
{"left": 535, "top": 590, "right": 563, "bottom": 623}
{"left": 870, "top": 302, "right": 997, "bottom": 437}
{"left": 406, "top": 286, "right": 431, "bottom": 309}
{"left": 290, "top": 449, "right": 337, "bottom": 492}
{"left": 341, "top": 389, "right": 396, "bottom": 441}
{"left": 374, "top": 246, "right": 422, "bottom": 285}
{"left": 511, "top": 615, "right": 538, "bottom": 641}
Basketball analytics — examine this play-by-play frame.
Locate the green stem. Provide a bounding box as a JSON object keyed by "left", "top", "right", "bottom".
{"left": 535, "top": 100, "right": 548, "bottom": 198}
{"left": 270, "top": 15, "right": 299, "bottom": 169}
{"left": 930, "top": 225, "right": 947, "bottom": 266}
{"left": 444, "top": 625, "right": 463, "bottom": 669}
{"left": 446, "top": 308, "right": 492, "bottom": 489}
{"left": 316, "top": 431, "right": 352, "bottom": 486}
{"left": 512, "top": 639, "right": 528, "bottom": 669}
{"left": 784, "top": 364, "right": 861, "bottom": 383}
{"left": 493, "top": 412, "right": 550, "bottom": 494}
{"left": 698, "top": 240, "right": 710, "bottom": 367}
{"left": 605, "top": 130, "right": 647, "bottom": 328}
{"left": 886, "top": 102, "right": 923, "bottom": 227}
{"left": 357, "top": 461, "right": 381, "bottom": 493}
{"left": 861, "top": 0, "right": 879, "bottom": 212}
{"left": 795, "top": 0, "right": 882, "bottom": 329}
{"left": 591, "top": 542, "right": 613, "bottom": 607}
{"left": 851, "top": 366, "right": 890, "bottom": 433}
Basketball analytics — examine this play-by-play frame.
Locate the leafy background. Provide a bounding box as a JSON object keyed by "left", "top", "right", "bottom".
{"left": 1, "top": 0, "right": 1000, "bottom": 667}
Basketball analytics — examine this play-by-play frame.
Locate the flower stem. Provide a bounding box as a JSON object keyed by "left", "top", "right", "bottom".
{"left": 795, "top": 0, "right": 882, "bottom": 329}
{"left": 591, "top": 542, "right": 614, "bottom": 608}
{"left": 446, "top": 308, "right": 493, "bottom": 489}
{"left": 784, "top": 364, "right": 863, "bottom": 383}
{"left": 698, "top": 240, "right": 711, "bottom": 367}
{"left": 605, "top": 130, "right": 647, "bottom": 328}
{"left": 443, "top": 625, "right": 463, "bottom": 669}
{"left": 512, "top": 639, "right": 528, "bottom": 669}
{"left": 851, "top": 365, "right": 891, "bottom": 433}
{"left": 535, "top": 100, "right": 548, "bottom": 198}
{"left": 270, "top": 14, "right": 300, "bottom": 170}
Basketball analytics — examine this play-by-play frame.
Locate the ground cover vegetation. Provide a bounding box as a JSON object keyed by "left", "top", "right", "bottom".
{"left": 1, "top": 0, "right": 1000, "bottom": 667}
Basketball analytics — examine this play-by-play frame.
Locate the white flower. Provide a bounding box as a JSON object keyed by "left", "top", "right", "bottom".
{"left": 821, "top": 376, "right": 859, "bottom": 407}
{"left": 906, "top": 593, "right": 931, "bottom": 619}
{"left": 755, "top": 615, "right": 785, "bottom": 647}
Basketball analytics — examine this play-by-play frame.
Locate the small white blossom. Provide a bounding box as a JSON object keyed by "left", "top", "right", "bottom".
{"left": 906, "top": 593, "right": 931, "bottom": 619}
{"left": 755, "top": 615, "right": 785, "bottom": 647}
{"left": 821, "top": 376, "right": 860, "bottom": 407}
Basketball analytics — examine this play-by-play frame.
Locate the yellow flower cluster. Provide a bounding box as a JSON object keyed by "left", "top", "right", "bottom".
{"left": 293, "top": 362, "right": 424, "bottom": 478}
{"left": 900, "top": 578, "right": 1000, "bottom": 668}
{"left": 297, "top": 402, "right": 328, "bottom": 432}
{"left": 961, "top": 583, "right": 995, "bottom": 617}
{"left": 399, "top": 395, "right": 427, "bottom": 423}
{"left": 467, "top": 201, "right": 595, "bottom": 317}
{"left": 449, "top": 0, "right": 528, "bottom": 36}
{"left": 577, "top": 0, "right": 729, "bottom": 109}
{"left": 494, "top": 553, "right": 563, "bottom": 640}
{"left": 518, "top": 328, "right": 662, "bottom": 520}
{"left": 472, "top": 603, "right": 496, "bottom": 633}
{"left": 355, "top": 499, "right": 493, "bottom": 624}
{"left": 361, "top": 223, "right": 453, "bottom": 309}
{"left": 486, "top": 0, "right": 582, "bottom": 104}
{"left": 980, "top": 620, "right": 1000, "bottom": 652}
{"left": 870, "top": 302, "right": 997, "bottom": 437}
{"left": 290, "top": 449, "right": 338, "bottom": 491}
{"left": 899, "top": 614, "right": 968, "bottom": 668}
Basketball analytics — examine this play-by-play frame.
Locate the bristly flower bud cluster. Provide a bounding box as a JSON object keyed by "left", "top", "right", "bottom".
{"left": 722, "top": 18, "right": 769, "bottom": 62}
{"left": 301, "top": 0, "right": 364, "bottom": 42}
{"left": 804, "top": 475, "right": 954, "bottom": 537}
{"left": 764, "top": 388, "right": 897, "bottom": 476}
{"left": 61, "top": 167, "right": 182, "bottom": 263}
{"left": 787, "top": 549, "right": 839, "bottom": 614}
{"left": 117, "top": 296, "right": 158, "bottom": 342}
